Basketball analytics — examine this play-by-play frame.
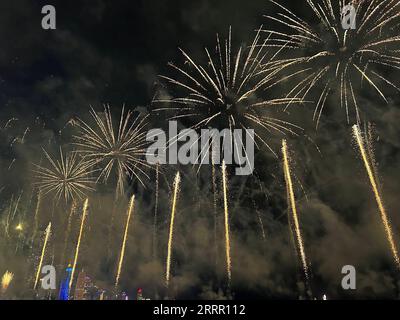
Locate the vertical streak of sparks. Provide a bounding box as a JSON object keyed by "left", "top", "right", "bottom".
{"left": 352, "top": 124, "right": 400, "bottom": 268}
{"left": 212, "top": 162, "right": 219, "bottom": 270}
{"left": 153, "top": 163, "right": 159, "bottom": 260}
{"left": 61, "top": 202, "right": 76, "bottom": 267}
{"left": 165, "top": 172, "right": 181, "bottom": 288}
{"left": 107, "top": 198, "right": 118, "bottom": 260}
{"left": 69, "top": 199, "right": 89, "bottom": 291}
{"left": 32, "top": 190, "right": 42, "bottom": 241}
{"left": 34, "top": 222, "right": 51, "bottom": 289}
{"left": 221, "top": 161, "right": 232, "bottom": 285}
{"left": 253, "top": 199, "right": 266, "bottom": 241}
{"left": 282, "top": 140, "right": 309, "bottom": 280}
{"left": 115, "top": 195, "right": 135, "bottom": 287}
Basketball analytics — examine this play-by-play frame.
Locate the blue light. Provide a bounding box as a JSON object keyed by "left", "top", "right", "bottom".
{"left": 58, "top": 265, "right": 73, "bottom": 300}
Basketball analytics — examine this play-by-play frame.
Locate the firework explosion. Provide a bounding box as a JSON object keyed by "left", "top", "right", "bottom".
{"left": 1, "top": 271, "right": 14, "bottom": 294}
{"left": 264, "top": 0, "right": 400, "bottom": 125}
{"left": 74, "top": 106, "right": 150, "bottom": 197}
{"left": 34, "top": 148, "right": 96, "bottom": 203}
{"left": 155, "top": 27, "right": 303, "bottom": 157}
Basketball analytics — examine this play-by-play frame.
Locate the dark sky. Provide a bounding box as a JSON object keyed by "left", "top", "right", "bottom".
{"left": 1, "top": 0, "right": 400, "bottom": 300}
{"left": 0, "top": 0, "right": 275, "bottom": 118}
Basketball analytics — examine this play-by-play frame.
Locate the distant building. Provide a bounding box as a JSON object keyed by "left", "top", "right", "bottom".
{"left": 88, "top": 285, "right": 102, "bottom": 300}
{"left": 136, "top": 288, "right": 150, "bottom": 300}
{"left": 137, "top": 288, "right": 144, "bottom": 300}
{"left": 74, "top": 270, "right": 87, "bottom": 300}
{"left": 73, "top": 269, "right": 100, "bottom": 300}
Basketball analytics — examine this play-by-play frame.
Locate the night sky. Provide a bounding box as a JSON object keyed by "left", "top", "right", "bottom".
{"left": 1, "top": 0, "right": 400, "bottom": 300}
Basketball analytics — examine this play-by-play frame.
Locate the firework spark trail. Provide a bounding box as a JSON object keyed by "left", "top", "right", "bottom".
{"left": 253, "top": 199, "right": 266, "bottom": 241}
{"left": 1, "top": 271, "right": 14, "bottom": 294}
{"left": 3, "top": 200, "right": 11, "bottom": 236}
{"left": 153, "top": 163, "right": 160, "bottom": 260}
{"left": 8, "top": 159, "right": 15, "bottom": 170}
{"left": 15, "top": 222, "right": 25, "bottom": 253}
{"left": 106, "top": 199, "right": 118, "bottom": 260}
{"left": 257, "top": 210, "right": 266, "bottom": 241}
{"left": 3, "top": 117, "right": 17, "bottom": 129}
{"left": 165, "top": 172, "right": 181, "bottom": 288}
{"left": 212, "top": 162, "right": 219, "bottom": 271}
{"left": 69, "top": 199, "right": 89, "bottom": 292}
{"left": 282, "top": 140, "right": 309, "bottom": 280}
{"left": 34, "top": 222, "right": 51, "bottom": 289}
{"left": 61, "top": 203, "right": 76, "bottom": 267}
{"left": 21, "top": 126, "right": 30, "bottom": 143}
{"left": 115, "top": 195, "right": 135, "bottom": 287}
{"left": 352, "top": 125, "right": 400, "bottom": 268}
{"left": 32, "top": 190, "right": 42, "bottom": 242}
{"left": 4, "top": 193, "right": 22, "bottom": 238}
{"left": 11, "top": 192, "right": 22, "bottom": 222}
{"left": 221, "top": 161, "right": 232, "bottom": 285}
